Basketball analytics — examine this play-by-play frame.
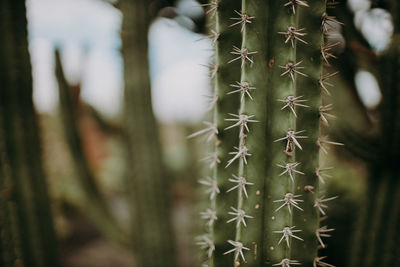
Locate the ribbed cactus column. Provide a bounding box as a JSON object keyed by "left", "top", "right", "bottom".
{"left": 120, "top": 0, "right": 177, "bottom": 266}
{"left": 0, "top": 1, "right": 61, "bottom": 266}
{"left": 198, "top": 1, "right": 339, "bottom": 267}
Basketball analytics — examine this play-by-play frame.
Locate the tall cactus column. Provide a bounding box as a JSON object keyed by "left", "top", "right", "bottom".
{"left": 198, "top": 1, "right": 340, "bottom": 267}
{"left": 0, "top": 1, "right": 61, "bottom": 266}
{"left": 120, "top": 0, "right": 177, "bottom": 266}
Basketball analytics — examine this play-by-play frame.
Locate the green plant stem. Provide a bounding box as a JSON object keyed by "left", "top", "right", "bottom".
{"left": 55, "top": 52, "right": 127, "bottom": 246}
{"left": 120, "top": 0, "right": 177, "bottom": 266}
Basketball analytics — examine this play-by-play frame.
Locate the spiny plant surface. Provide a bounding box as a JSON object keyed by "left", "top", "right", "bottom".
{"left": 194, "top": 1, "right": 343, "bottom": 267}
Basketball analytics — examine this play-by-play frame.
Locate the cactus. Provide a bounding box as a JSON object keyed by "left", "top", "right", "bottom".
{"left": 196, "top": 1, "right": 341, "bottom": 266}
{"left": 341, "top": 0, "right": 400, "bottom": 266}
{"left": 120, "top": 0, "right": 177, "bottom": 266}
{"left": 0, "top": 1, "right": 60, "bottom": 266}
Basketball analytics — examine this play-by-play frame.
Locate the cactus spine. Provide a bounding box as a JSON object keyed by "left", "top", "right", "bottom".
{"left": 197, "top": 1, "right": 340, "bottom": 266}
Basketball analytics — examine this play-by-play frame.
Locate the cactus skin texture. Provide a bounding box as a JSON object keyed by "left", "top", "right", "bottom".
{"left": 120, "top": 0, "right": 177, "bottom": 266}
{"left": 197, "top": 1, "right": 340, "bottom": 267}
{"left": 0, "top": 1, "right": 61, "bottom": 266}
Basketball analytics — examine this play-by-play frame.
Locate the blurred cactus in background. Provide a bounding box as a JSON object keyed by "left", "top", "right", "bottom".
{"left": 0, "top": 0, "right": 61, "bottom": 266}
{"left": 328, "top": 0, "right": 400, "bottom": 266}
{"left": 120, "top": 0, "right": 178, "bottom": 266}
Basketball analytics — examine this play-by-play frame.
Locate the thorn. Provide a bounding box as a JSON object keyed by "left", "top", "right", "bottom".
{"left": 278, "top": 26, "right": 308, "bottom": 48}
{"left": 196, "top": 235, "right": 215, "bottom": 258}
{"left": 273, "top": 258, "right": 301, "bottom": 267}
{"left": 227, "top": 207, "right": 253, "bottom": 228}
{"left": 273, "top": 226, "right": 303, "bottom": 248}
{"left": 228, "top": 46, "right": 258, "bottom": 68}
{"left": 319, "top": 104, "right": 336, "bottom": 125}
{"left": 205, "top": 93, "right": 218, "bottom": 112}
{"left": 284, "top": 0, "right": 309, "bottom": 14}
{"left": 316, "top": 226, "right": 335, "bottom": 248}
{"left": 228, "top": 81, "right": 256, "bottom": 101}
{"left": 321, "top": 42, "right": 340, "bottom": 65}
{"left": 198, "top": 1, "right": 219, "bottom": 17}
{"left": 200, "top": 208, "right": 218, "bottom": 226}
{"left": 208, "top": 30, "right": 220, "bottom": 45}
{"left": 314, "top": 256, "right": 335, "bottom": 267}
{"left": 314, "top": 195, "right": 338, "bottom": 215}
{"left": 224, "top": 113, "right": 258, "bottom": 134}
{"left": 226, "top": 145, "right": 251, "bottom": 168}
{"left": 229, "top": 10, "right": 255, "bottom": 32}
{"left": 316, "top": 167, "right": 334, "bottom": 184}
{"left": 280, "top": 61, "right": 308, "bottom": 82}
{"left": 319, "top": 71, "right": 339, "bottom": 95}
{"left": 227, "top": 174, "right": 254, "bottom": 198}
{"left": 224, "top": 240, "right": 250, "bottom": 262}
{"left": 277, "top": 95, "right": 309, "bottom": 117}
{"left": 198, "top": 177, "right": 220, "bottom": 200}
{"left": 316, "top": 136, "right": 344, "bottom": 154}
{"left": 274, "top": 129, "right": 308, "bottom": 154}
{"left": 201, "top": 152, "right": 220, "bottom": 169}
{"left": 274, "top": 193, "right": 303, "bottom": 214}
{"left": 187, "top": 121, "right": 218, "bottom": 142}
{"left": 321, "top": 12, "right": 344, "bottom": 34}
{"left": 277, "top": 162, "right": 304, "bottom": 183}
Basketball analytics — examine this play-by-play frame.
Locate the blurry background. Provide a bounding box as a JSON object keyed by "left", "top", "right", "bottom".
{"left": 3, "top": 0, "right": 396, "bottom": 266}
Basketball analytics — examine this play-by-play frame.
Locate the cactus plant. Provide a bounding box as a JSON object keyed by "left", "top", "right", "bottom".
{"left": 196, "top": 1, "right": 342, "bottom": 266}
{"left": 0, "top": 1, "right": 61, "bottom": 266}
{"left": 120, "top": 0, "right": 177, "bottom": 266}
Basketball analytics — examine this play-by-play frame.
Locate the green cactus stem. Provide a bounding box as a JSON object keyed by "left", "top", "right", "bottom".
{"left": 55, "top": 51, "right": 127, "bottom": 246}
{"left": 120, "top": 0, "right": 177, "bottom": 266}
{"left": 198, "top": 1, "right": 340, "bottom": 266}
{"left": 0, "top": 1, "right": 61, "bottom": 266}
